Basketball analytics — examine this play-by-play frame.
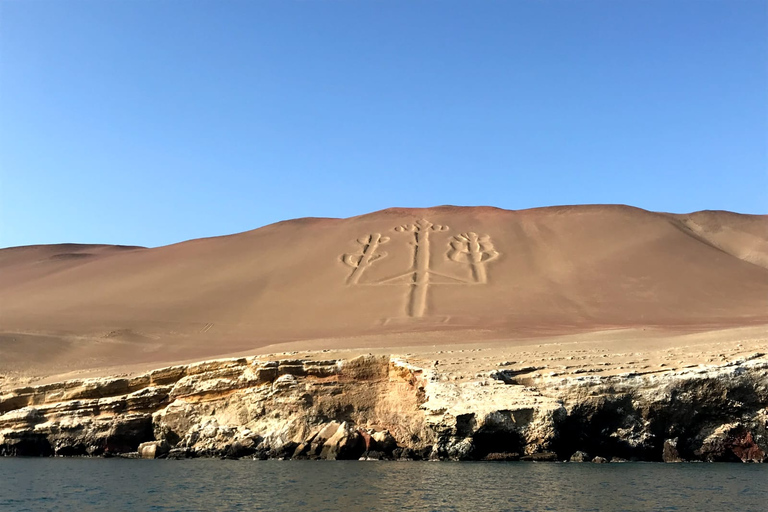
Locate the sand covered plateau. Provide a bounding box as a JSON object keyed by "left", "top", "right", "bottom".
{"left": 1, "top": 205, "right": 766, "bottom": 386}
{"left": 1, "top": 205, "right": 766, "bottom": 461}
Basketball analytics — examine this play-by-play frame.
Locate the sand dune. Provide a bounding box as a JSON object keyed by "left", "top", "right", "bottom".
{"left": 1, "top": 205, "right": 766, "bottom": 382}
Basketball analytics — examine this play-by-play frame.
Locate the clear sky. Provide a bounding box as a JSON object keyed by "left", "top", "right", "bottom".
{"left": 1, "top": 0, "right": 766, "bottom": 248}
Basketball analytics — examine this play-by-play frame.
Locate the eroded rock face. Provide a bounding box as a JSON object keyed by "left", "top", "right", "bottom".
{"left": 569, "top": 450, "right": 590, "bottom": 462}
{"left": 662, "top": 438, "right": 683, "bottom": 463}
{"left": 138, "top": 440, "right": 170, "bottom": 459}
{"left": 1, "top": 354, "right": 767, "bottom": 462}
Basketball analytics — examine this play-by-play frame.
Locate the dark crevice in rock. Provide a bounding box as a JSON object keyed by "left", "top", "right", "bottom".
{"left": 472, "top": 429, "right": 524, "bottom": 460}
{"left": 553, "top": 394, "right": 654, "bottom": 461}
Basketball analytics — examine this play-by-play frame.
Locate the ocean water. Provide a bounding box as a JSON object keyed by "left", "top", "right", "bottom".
{"left": 1, "top": 459, "right": 766, "bottom": 512}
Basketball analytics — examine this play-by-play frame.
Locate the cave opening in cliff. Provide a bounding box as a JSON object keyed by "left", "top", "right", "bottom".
{"left": 471, "top": 428, "right": 524, "bottom": 460}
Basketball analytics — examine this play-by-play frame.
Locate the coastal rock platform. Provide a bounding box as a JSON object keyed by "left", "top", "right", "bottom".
{"left": 2, "top": 328, "right": 766, "bottom": 462}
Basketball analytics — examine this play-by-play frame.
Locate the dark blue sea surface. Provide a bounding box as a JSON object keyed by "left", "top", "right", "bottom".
{"left": 1, "top": 459, "right": 766, "bottom": 511}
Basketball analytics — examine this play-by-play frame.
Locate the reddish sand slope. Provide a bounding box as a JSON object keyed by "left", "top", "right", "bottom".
{"left": 1, "top": 205, "right": 766, "bottom": 379}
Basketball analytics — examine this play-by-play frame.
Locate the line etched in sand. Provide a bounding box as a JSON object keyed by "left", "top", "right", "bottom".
{"left": 341, "top": 233, "right": 390, "bottom": 284}
{"left": 448, "top": 232, "right": 500, "bottom": 284}
{"left": 341, "top": 219, "right": 499, "bottom": 318}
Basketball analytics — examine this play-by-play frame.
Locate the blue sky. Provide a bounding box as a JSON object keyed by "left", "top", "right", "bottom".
{"left": 1, "top": 0, "right": 765, "bottom": 248}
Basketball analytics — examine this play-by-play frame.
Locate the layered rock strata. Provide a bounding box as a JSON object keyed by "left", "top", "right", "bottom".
{"left": 1, "top": 353, "right": 766, "bottom": 462}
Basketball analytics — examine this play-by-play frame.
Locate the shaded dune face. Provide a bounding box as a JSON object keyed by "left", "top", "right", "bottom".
{"left": 1, "top": 205, "right": 767, "bottom": 378}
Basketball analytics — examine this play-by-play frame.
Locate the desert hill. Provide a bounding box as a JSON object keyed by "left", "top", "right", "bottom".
{"left": 1, "top": 205, "right": 766, "bottom": 382}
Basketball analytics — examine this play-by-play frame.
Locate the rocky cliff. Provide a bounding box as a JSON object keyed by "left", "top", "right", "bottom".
{"left": 1, "top": 351, "right": 766, "bottom": 463}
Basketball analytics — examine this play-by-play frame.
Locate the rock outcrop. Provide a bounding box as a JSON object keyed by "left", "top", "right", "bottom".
{"left": 1, "top": 353, "right": 767, "bottom": 462}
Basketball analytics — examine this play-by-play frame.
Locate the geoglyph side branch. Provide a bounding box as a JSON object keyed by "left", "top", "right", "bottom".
{"left": 448, "top": 232, "right": 499, "bottom": 283}
{"left": 342, "top": 233, "right": 389, "bottom": 284}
